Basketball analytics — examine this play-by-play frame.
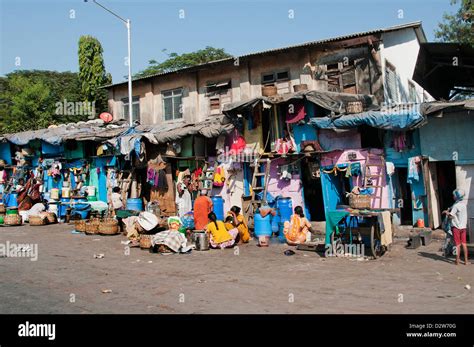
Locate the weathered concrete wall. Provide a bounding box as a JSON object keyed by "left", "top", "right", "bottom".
{"left": 419, "top": 111, "right": 474, "bottom": 163}
{"left": 455, "top": 165, "right": 474, "bottom": 221}
{"left": 380, "top": 28, "right": 427, "bottom": 103}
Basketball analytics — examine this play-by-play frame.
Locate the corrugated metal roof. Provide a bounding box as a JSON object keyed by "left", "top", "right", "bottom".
{"left": 103, "top": 21, "right": 424, "bottom": 89}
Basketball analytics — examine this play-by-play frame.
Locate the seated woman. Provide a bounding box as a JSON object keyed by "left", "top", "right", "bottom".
{"left": 226, "top": 206, "right": 251, "bottom": 243}
{"left": 283, "top": 206, "right": 312, "bottom": 245}
{"left": 206, "top": 212, "right": 239, "bottom": 249}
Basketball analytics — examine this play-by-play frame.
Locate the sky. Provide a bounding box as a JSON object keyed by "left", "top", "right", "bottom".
{"left": 0, "top": 0, "right": 455, "bottom": 84}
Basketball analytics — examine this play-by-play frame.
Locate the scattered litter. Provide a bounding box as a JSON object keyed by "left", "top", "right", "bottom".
{"left": 198, "top": 279, "right": 206, "bottom": 283}
{"left": 284, "top": 250, "right": 295, "bottom": 256}
{"left": 458, "top": 277, "right": 463, "bottom": 281}
{"left": 101, "top": 289, "right": 112, "bottom": 294}
{"left": 93, "top": 254, "right": 105, "bottom": 259}
{"left": 465, "top": 284, "right": 471, "bottom": 290}
{"left": 135, "top": 259, "right": 141, "bottom": 262}
{"left": 147, "top": 260, "right": 153, "bottom": 264}
{"left": 121, "top": 240, "right": 131, "bottom": 245}
{"left": 303, "top": 254, "right": 308, "bottom": 257}
{"left": 71, "top": 230, "right": 82, "bottom": 235}
{"left": 92, "top": 239, "right": 101, "bottom": 241}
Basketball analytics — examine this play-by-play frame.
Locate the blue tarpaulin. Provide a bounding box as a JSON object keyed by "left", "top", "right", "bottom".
{"left": 308, "top": 108, "right": 425, "bottom": 130}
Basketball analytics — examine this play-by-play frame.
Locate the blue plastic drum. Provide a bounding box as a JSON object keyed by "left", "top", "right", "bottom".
{"left": 254, "top": 213, "right": 272, "bottom": 237}
{"left": 211, "top": 196, "right": 224, "bottom": 221}
{"left": 276, "top": 197, "right": 293, "bottom": 223}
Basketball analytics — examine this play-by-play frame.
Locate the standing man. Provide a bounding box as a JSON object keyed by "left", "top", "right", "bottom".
{"left": 443, "top": 189, "right": 469, "bottom": 265}
{"left": 193, "top": 189, "right": 213, "bottom": 230}
{"left": 176, "top": 175, "right": 192, "bottom": 218}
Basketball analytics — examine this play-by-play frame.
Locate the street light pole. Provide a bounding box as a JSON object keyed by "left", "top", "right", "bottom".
{"left": 88, "top": 0, "right": 133, "bottom": 127}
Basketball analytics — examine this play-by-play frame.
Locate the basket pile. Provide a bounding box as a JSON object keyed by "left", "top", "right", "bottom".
{"left": 29, "top": 215, "right": 48, "bottom": 226}
{"left": 85, "top": 218, "right": 101, "bottom": 235}
{"left": 74, "top": 219, "right": 87, "bottom": 233}
{"left": 98, "top": 218, "right": 119, "bottom": 235}
{"left": 140, "top": 234, "right": 152, "bottom": 249}
{"left": 5, "top": 214, "right": 22, "bottom": 226}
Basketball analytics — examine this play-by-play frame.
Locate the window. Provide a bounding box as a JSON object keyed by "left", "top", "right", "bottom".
{"left": 163, "top": 88, "right": 183, "bottom": 121}
{"left": 122, "top": 96, "right": 140, "bottom": 123}
{"left": 206, "top": 80, "right": 232, "bottom": 113}
{"left": 385, "top": 61, "right": 400, "bottom": 104}
{"left": 325, "top": 62, "right": 358, "bottom": 94}
{"left": 261, "top": 70, "right": 290, "bottom": 85}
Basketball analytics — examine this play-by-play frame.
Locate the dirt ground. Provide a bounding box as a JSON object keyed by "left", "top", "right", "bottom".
{"left": 0, "top": 223, "right": 472, "bottom": 314}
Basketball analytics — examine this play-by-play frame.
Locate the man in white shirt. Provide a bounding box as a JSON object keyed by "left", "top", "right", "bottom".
{"left": 443, "top": 189, "right": 469, "bottom": 265}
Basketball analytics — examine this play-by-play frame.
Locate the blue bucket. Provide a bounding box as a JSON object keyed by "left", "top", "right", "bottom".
{"left": 127, "top": 198, "right": 143, "bottom": 212}
{"left": 254, "top": 213, "right": 272, "bottom": 237}
{"left": 211, "top": 196, "right": 224, "bottom": 221}
{"left": 59, "top": 197, "right": 71, "bottom": 218}
{"left": 276, "top": 197, "right": 292, "bottom": 223}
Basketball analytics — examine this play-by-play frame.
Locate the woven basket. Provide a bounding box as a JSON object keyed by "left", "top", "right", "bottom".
{"left": 346, "top": 101, "right": 363, "bottom": 114}
{"left": 262, "top": 85, "right": 277, "bottom": 97}
{"left": 293, "top": 84, "right": 308, "bottom": 92}
{"left": 46, "top": 212, "right": 57, "bottom": 224}
{"left": 140, "top": 234, "right": 152, "bottom": 249}
{"left": 4, "top": 214, "right": 22, "bottom": 226}
{"left": 29, "top": 215, "right": 47, "bottom": 226}
{"left": 349, "top": 194, "right": 371, "bottom": 209}
{"left": 85, "top": 218, "right": 100, "bottom": 235}
{"left": 98, "top": 218, "right": 119, "bottom": 235}
{"left": 75, "top": 219, "right": 87, "bottom": 233}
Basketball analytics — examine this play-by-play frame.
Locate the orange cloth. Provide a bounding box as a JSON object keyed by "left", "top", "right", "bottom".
{"left": 193, "top": 195, "right": 213, "bottom": 230}
{"left": 284, "top": 214, "right": 310, "bottom": 244}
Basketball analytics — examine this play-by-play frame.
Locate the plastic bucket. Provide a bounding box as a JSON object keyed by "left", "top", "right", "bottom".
{"left": 254, "top": 213, "right": 272, "bottom": 237}
{"left": 211, "top": 196, "right": 224, "bottom": 221}
{"left": 50, "top": 189, "right": 60, "bottom": 200}
{"left": 59, "top": 198, "right": 71, "bottom": 218}
{"left": 127, "top": 198, "right": 143, "bottom": 212}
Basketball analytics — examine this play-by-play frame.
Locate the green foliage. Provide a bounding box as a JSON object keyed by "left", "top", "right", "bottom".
{"left": 134, "top": 46, "right": 232, "bottom": 78}
{"left": 435, "top": 0, "right": 473, "bottom": 46}
{"left": 0, "top": 70, "right": 86, "bottom": 134}
{"left": 78, "top": 35, "right": 110, "bottom": 113}
{"left": 0, "top": 75, "right": 54, "bottom": 133}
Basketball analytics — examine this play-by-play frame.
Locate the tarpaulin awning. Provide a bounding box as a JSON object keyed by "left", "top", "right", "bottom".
{"left": 420, "top": 99, "right": 474, "bottom": 117}
{"left": 222, "top": 89, "right": 380, "bottom": 116}
{"left": 116, "top": 115, "right": 234, "bottom": 155}
{"left": 308, "top": 105, "right": 425, "bottom": 130}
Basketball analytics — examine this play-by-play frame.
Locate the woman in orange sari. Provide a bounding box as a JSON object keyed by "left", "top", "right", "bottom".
{"left": 283, "top": 206, "right": 312, "bottom": 245}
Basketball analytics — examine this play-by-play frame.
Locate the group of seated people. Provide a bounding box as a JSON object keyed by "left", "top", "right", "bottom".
{"left": 127, "top": 188, "right": 312, "bottom": 251}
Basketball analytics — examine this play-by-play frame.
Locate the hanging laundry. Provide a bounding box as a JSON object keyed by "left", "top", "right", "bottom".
{"left": 386, "top": 162, "right": 395, "bottom": 176}
{"left": 286, "top": 100, "right": 306, "bottom": 124}
{"left": 392, "top": 131, "right": 407, "bottom": 152}
{"left": 407, "top": 156, "right": 421, "bottom": 184}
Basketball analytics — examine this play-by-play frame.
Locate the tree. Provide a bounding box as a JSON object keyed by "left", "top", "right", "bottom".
{"left": 435, "top": 0, "right": 473, "bottom": 45}
{"left": 134, "top": 46, "right": 232, "bottom": 78}
{"left": 78, "top": 35, "right": 111, "bottom": 114}
{"left": 0, "top": 75, "right": 54, "bottom": 133}
{"left": 0, "top": 70, "right": 86, "bottom": 133}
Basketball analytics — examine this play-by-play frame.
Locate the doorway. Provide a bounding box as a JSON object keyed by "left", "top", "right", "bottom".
{"left": 301, "top": 160, "right": 325, "bottom": 221}
{"left": 435, "top": 161, "right": 456, "bottom": 212}
{"left": 394, "top": 168, "right": 413, "bottom": 225}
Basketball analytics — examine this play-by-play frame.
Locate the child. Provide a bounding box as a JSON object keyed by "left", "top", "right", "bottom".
{"left": 111, "top": 186, "right": 124, "bottom": 214}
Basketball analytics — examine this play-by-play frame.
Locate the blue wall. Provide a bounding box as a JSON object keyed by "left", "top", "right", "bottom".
{"left": 384, "top": 130, "right": 421, "bottom": 167}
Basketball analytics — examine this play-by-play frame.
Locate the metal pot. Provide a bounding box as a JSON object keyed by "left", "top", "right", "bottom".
{"left": 194, "top": 231, "right": 209, "bottom": 251}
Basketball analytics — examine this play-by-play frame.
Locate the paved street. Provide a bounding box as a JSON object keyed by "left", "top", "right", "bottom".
{"left": 0, "top": 224, "right": 472, "bottom": 314}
